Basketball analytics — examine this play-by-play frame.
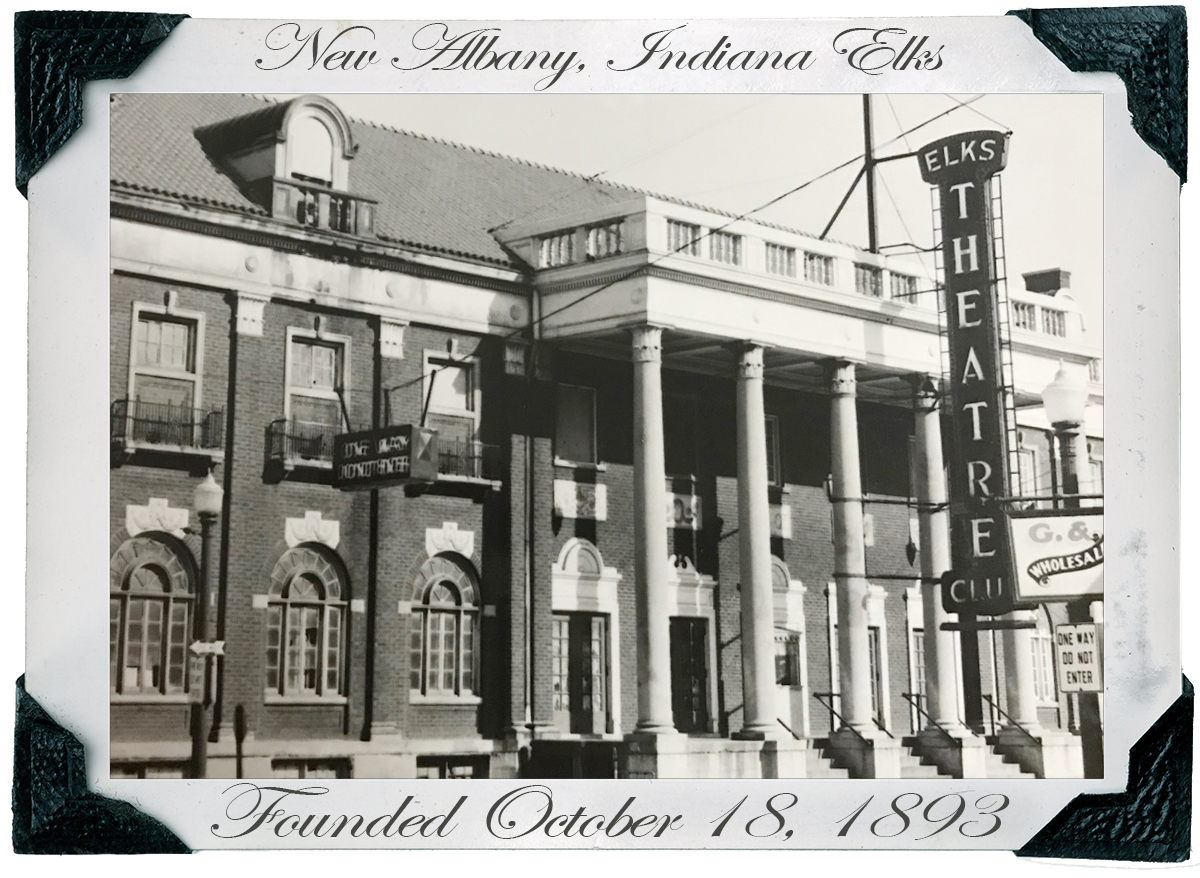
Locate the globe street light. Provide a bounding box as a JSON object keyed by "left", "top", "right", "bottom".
{"left": 190, "top": 469, "right": 223, "bottom": 779}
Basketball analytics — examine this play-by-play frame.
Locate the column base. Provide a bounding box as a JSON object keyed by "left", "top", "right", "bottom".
{"left": 824, "top": 726, "right": 903, "bottom": 779}
{"left": 618, "top": 733, "right": 809, "bottom": 779}
{"left": 910, "top": 725, "right": 991, "bottom": 778}
{"left": 991, "top": 726, "right": 1083, "bottom": 779}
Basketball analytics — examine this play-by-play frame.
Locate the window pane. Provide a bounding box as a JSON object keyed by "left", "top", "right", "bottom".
{"left": 325, "top": 607, "right": 341, "bottom": 693}
{"left": 110, "top": 599, "right": 121, "bottom": 692}
{"left": 428, "top": 362, "right": 472, "bottom": 411}
{"left": 410, "top": 612, "right": 424, "bottom": 690}
{"left": 285, "top": 606, "right": 302, "bottom": 692}
{"left": 556, "top": 385, "right": 596, "bottom": 463}
{"left": 290, "top": 395, "right": 342, "bottom": 428}
{"left": 133, "top": 374, "right": 195, "bottom": 409}
{"left": 266, "top": 606, "right": 282, "bottom": 691}
{"left": 461, "top": 613, "right": 474, "bottom": 694}
{"left": 302, "top": 607, "right": 320, "bottom": 692}
{"left": 552, "top": 616, "right": 569, "bottom": 711}
{"left": 291, "top": 116, "right": 334, "bottom": 184}
{"left": 166, "top": 601, "right": 188, "bottom": 692}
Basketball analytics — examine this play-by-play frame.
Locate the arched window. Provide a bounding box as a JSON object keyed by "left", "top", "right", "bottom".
{"left": 410, "top": 555, "right": 479, "bottom": 699}
{"left": 266, "top": 546, "right": 348, "bottom": 698}
{"left": 288, "top": 115, "right": 335, "bottom": 185}
{"left": 110, "top": 536, "right": 194, "bottom": 696}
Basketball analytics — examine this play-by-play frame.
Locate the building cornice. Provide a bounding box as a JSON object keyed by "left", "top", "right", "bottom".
{"left": 110, "top": 193, "right": 530, "bottom": 297}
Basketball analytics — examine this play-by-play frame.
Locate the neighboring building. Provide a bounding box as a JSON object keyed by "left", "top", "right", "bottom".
{"left": 109, "top": 94, "right": 1103, "bottom": 779}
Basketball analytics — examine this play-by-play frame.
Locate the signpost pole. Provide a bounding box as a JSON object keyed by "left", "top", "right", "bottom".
{"left": 958, "top": 612, "right": 985, "bottom": 733}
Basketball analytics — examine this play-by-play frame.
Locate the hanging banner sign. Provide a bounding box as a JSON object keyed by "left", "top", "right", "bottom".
{"left": 919, "top": 130, "right": 1027, "bottom": 616}
{"left": 333, "top": 423, "right": 439, "bottom": 490}
{"left": 1009, "top": 510, "right": 1103, "bottom": 601}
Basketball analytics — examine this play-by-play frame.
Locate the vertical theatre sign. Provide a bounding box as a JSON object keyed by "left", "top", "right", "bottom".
{"left": 918, "top": 130, "right": 1024, "bottom": 615}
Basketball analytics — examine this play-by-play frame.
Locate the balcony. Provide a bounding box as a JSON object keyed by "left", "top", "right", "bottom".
{"left": 272, "top": 178, "right": 377, "bottom": 237}
{"left": 437, "top": 439, "right": 504, "bottom": 483}
{"left": 265, "top": 419, "right": 336, "bottom": 482}
{"left": 111, "top": 399, "right": 224, "bottom": 468}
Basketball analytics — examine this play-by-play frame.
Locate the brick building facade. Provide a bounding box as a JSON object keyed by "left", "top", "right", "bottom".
{"left": 109, "top": 94, "right": 1102, "bottom": 780}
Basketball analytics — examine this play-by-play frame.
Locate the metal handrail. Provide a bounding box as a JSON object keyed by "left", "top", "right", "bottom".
{"left": 900, "top": 692, "right": 961, "bottom": 748}
{"left": 982, "top": 694, "right": 1041, "bottom": 746}
{"left": 776, "top": 717, "right": 802, "bottom": 741}
{"left": 811, "top": 692, "right": 893, "bottom": 741}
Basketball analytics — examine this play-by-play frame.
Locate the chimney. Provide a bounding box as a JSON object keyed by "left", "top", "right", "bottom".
{"left": 1022, "top": 268, "right": 1071, "bottom": 295}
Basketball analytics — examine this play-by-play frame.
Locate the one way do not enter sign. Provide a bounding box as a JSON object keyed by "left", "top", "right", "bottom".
{"left": 1055, "top": 623, "right": 1102, "bottom": 693}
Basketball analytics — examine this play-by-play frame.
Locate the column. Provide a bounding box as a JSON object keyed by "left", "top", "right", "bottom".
{"left": 631, "top": 325, "right": 675, "bottom": 734}
{"left": 734, "top": 343, "right": 777, "bottom": 739}
{"left": 829, "top": 360, "right": 873, "bottom": 732}
{"left": 1000, "top": 610, "right": 1041, "bottom": 728}
{"left": 912, "top": 377, "right": 964, "bottom": 729}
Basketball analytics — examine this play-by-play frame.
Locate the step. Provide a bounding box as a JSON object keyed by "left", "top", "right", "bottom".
{"left": 805, "top": 747, "right": 851, "bottom": 779}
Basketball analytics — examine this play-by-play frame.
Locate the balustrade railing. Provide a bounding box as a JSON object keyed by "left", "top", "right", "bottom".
{"left": 111, "top": 399, "right": 224, "bottom": 452}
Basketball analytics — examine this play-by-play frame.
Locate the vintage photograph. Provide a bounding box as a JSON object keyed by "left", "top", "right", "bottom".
{"left": 107, "top": 91, "right": 1103, "bottom": 781}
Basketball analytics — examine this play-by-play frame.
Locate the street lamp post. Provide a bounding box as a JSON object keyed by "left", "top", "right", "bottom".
{"left": 190, "top": 469, "right": 224, "bottom": 780}
{"left": 1042, "top": 365, "right": 1103, "bottom": 779}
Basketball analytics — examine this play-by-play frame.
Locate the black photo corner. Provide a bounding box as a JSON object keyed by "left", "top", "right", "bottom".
{"left": 11, "top": 6, "right": 1190, "bottom": 859}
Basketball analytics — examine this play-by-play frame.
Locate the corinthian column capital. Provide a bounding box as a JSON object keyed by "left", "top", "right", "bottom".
{"left": 631, "top": 324, "right": 664, "bottom": 363}
{"left": 828, "top": 359, "right": 857, "bottom": 397}
{"left": 736, "top": 343, "right": 766, "bottom": 380}
{"left": 911, "top": 374, "right": 941, "bottom": 413}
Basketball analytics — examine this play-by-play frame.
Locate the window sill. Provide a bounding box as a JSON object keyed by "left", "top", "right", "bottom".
{"left": 554, "top": 457, "right": 606, "bottom": 472}
{"left": 111, "top": 694, "right": 190, "bottom": 704}
{"left": 264, "top": 693, "right": 348, "bottom": 706}
{"left": 409, "top": 693, "right": 482, "bottom": 706}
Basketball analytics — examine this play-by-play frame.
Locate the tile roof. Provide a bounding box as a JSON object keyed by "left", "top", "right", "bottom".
{"left": 110, "top": 93, "right": 662, "bottom": 266}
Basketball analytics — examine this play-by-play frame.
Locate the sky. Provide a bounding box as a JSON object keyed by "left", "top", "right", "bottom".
{"left": 317, "top": 92, "right": 1104, "bottom": 341}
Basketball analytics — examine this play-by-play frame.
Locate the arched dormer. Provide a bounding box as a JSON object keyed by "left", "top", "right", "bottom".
{"left": 278, "top": 96, "right": 357, "bottom": 191}
{"left": 194, "top": 95, "right": 374, "bottom": 236}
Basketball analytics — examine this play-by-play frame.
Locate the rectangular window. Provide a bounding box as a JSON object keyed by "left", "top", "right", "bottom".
{"left": 128, "top": 307, "right": 205, "bottom": 448}
{"left": 889, "top": 272, "right": 918, "bottom": 301}
{"left": 765, "top": 243, "right": 796, "bottom": 277}
{"left": 555, "top": 384, "right": 597, "bottom": 464}
{"left": 775, "top": 632, "right": 801, "bottom": 686}
{"left": 667, "top": 220, "right": 701, "bottom": 256}
{"left": 855, "top": 264, "right": 883, "bottom": 298}
{"left": 586, "top": 221, "right": 623, "bottom": 259}
{"left": 1088, "top": 438, "right": 1104, "bottom": 494}
{"left": 1031, "top": 631, "right": 1056, "bottom": 704}
{"left": 709, "top": 230, "right": 742, "bottom": 265}
{"left": 1016, "top": 445, "right": 1040, "bottom": 498}
{"left": 1012, "top": 301, "right": 1037, "bottom": 331}
{"left": 867, "top": 626, "right": 884, "bottom": 724}
{"left": 287, "top": 335, "right": 346, "bottom": 429}
{"left": 764, "top": 414, "right": 782, "bottom": 486}
{"left": 1088, "top": 358, "right": 1103, "bottom": 383}
{"left": 804, "top": 252, "right": 834, "bottom": 285}
{"left": 539, "top": 230, "right": 575, "bottom": 267}
{"left": 1042, "top": 308, "right": 1067, "bottom": 337}
{"left": 911, "top": 629, "right": 927, "bottom": 700}
{"left": 272, "top": 759, "right": 350, "bottom": 779}
{"left": 424, "top": 351, "right": 480, "bottom": 467}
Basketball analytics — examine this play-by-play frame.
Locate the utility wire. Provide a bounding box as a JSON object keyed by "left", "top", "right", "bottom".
{"left": 489, "top": 97, "right": 774, "bottom": 234}
{"left": 515, "top": 95, "right": 989, "bottom": 339}
{"left": 380, "top": 95, "right": 992, "bottom": 400}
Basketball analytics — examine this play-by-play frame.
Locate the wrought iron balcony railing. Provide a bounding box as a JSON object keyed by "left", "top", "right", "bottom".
{"left": 111, "top": 399, "right": 224, "bottom": 454}
{"left": 436, "top": 438, "right": 504, "bottom": 483}
{"left": 266, "top": 419, "right": 337, "bottom": 468}
{"left": 271, "top": 178, "right": 377, "bottom": 236}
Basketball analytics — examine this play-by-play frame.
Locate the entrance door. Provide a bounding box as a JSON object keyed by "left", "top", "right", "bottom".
{"left": 669, "top": 617, "right": 710, "bottom": 733}
{"left": 551, "top": 613, "right": 610, "bottom": 735}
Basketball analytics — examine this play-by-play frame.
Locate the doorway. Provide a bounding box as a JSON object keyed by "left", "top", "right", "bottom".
{"left": 551, "top": 613, "right": 611, "bottom": 735}
{"left": 669, "top": 616, "right": 710, "bottom": 733}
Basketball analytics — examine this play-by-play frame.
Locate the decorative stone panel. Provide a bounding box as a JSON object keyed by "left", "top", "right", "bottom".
{"left": 770, "top": 504, "right": 792, "bottom": 539}
{"left": 285, "top": 510, "right": 340, "bottom": 549}
{"left": 425, "top": 521, "right": 474, "bottom": 559}
{"left": 668, "top": 492, "right": 702, "bottom": 530}
{"left": 236, "top": 292, "right": 269, "bottom": 337}
{"left": 553, "top": 479, "right": 607, "bottom": 521}
{"left": 125, "top": 498, "right": 188, "bottom": 538}
{"left": 380, "top": 319, "right": 407, "bottom": 359}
